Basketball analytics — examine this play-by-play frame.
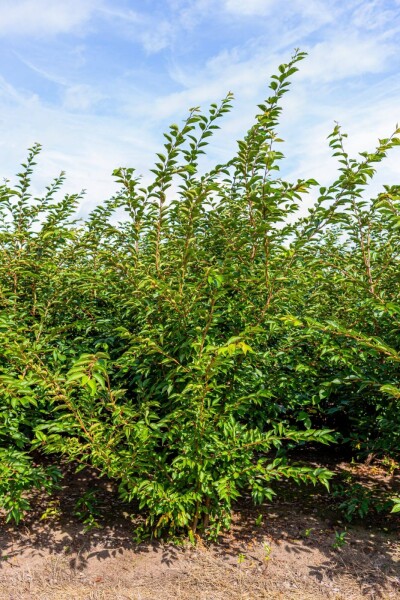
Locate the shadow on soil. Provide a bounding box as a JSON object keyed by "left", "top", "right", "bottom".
{"left": 0, "top": 458, "right": 399, "bottom": 598}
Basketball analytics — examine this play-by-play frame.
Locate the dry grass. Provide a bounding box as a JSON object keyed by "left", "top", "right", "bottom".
{"left": 1, "top": 530, "right": 399, "bottom": 600}
{"left": 1, "top": 459, "right": 399, "bottom": 600}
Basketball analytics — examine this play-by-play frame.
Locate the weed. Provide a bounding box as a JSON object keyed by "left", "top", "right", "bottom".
{"left": 263, "top": 542, "right": 272, "bottom": 561}
{"left": 255, "top": 514, "right": 263, "bottom": 527}
{"left": 332, "top": 531, "right": 347, "bottom": 550}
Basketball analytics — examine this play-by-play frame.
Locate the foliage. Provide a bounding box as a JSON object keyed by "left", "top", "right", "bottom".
{"left": 0, "top": 448, "right": 60, "bottom": 524}
{"left": 73, "top": 489, "right": 102, "bottom": 532}
{"left": 391, "top": 497, "right": 400, "bottom": 513}
{"left": 0, "top": 50, "right": 399, "bottom": 534}
{"left": 332, "top": 480, "right": 393, "bottom": 522}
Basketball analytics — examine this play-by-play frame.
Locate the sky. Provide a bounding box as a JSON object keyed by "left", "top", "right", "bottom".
{"left": 0, "top": 0, "right": 399, "bottom": 217}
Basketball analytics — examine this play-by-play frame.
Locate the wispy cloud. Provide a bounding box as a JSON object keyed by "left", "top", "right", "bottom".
{"left": 222, "top": 0, "right": 334, "bottom": 26}
{"left": 13, "top": 53, "right": 67, "bottom": 85}
{"left": 298, "top": 32, "right": 396, "bottom": 82}
{"left": 223, "top": 0, "right": 276, "bottom": 16}
{"left": 99, "top": 5, "right": 175, "bottom": 54}
{"left": 0, "top": 0, "right": 102, "bottom": 37}
{"left": 352, "top": 0, "right": 400, "bottom": 29}
{"left": 62, "top": 84, "right": 104, "bottom": 111}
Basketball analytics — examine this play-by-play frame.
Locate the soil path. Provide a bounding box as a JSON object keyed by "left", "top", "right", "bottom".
{"left": 1, "top": 461, "right": 399, "bottom": 599}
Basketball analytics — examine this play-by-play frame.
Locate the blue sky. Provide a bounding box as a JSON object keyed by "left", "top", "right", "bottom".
{"left": 0, "top": 0, "right": 399, "bottom": 215}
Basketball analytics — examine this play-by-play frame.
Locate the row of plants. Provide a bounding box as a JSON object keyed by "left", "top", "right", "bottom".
{"left": 0, "top": 50, "right": 399, "bottom": 534}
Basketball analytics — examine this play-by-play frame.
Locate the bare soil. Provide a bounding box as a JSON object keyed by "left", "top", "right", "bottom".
{"left": 1, "top": 457, "right": 399, "bottom": 600}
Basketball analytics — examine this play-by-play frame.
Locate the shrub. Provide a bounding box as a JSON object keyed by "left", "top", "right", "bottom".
{"left": 0, "top": 50, "right": 399, "bottom": 533}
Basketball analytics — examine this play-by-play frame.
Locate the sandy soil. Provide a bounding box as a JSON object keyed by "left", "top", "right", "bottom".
{"left": 0, "top": 460, "right": 399, "bottom": 600}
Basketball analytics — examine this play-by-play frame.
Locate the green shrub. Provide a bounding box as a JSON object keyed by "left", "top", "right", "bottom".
{"left": 0, "top": 50, "right": 399, "bottom": 533}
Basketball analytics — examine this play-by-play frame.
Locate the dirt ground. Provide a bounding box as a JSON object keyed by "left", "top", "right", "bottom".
{"left": 1, "top": 458, "right": 399, "bottom": 600}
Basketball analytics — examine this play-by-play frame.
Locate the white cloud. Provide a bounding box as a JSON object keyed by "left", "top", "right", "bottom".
{"left": 12, "top": 53, "right": 104, "bottom": 112}
{"left": 99, "top": 6, "right": 175, "bottom": 54}
{"left": 138, "top": 20, "right": 175, "bottom": 54}
{"left": 0, "top": 75, "right": 157, "bottom": 215}
{"left": 299, "top": 34, "right": 396, "bottom": 82}
{"left": 172, "top": 0, "right": 215, "bottom": 29}
{"left": 0, "top": 0, "right": 101, "bottom": 37}
{"left": 0, "top": 75, "right": 33, "bottom": 104}
{"left": 223, "top": 0, "right": 334, "bottom": 24}
{"left": 223, "top": 0, "right": 276, "bottom": 16}
{"left": 352, "top": 0, "right": 399, "bottom": 30}
{"left": 62, "top": 84, "right": 103, "bottom": 111}
{"left": 156, "top": 24, "right": 396, "bottom": 125}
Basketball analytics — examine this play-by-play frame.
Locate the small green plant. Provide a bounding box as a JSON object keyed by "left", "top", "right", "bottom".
{"left": 132, "top": 523, "right": 152, "bottom": 544}
{"left": 255, "top": 514, "right": 263, "bottom": 527}
{"left": 40, "top": 499, "right": 61, "bottom": 521}
{"left": 263, "top": 542, "right": 272, "bottom": 561}
{"left": 73, "top": 489, "right": 102, "bottom": 532}
{"left": 302, "top": 527, "right": 313, "bottom": 538}
{"left": 332, "top": 530, "right": 347, "bottom": 550}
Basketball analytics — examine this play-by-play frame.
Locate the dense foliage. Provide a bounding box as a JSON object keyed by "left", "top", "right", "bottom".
{"left": 1, "top": 51, "right": 399, "bottom": 533}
